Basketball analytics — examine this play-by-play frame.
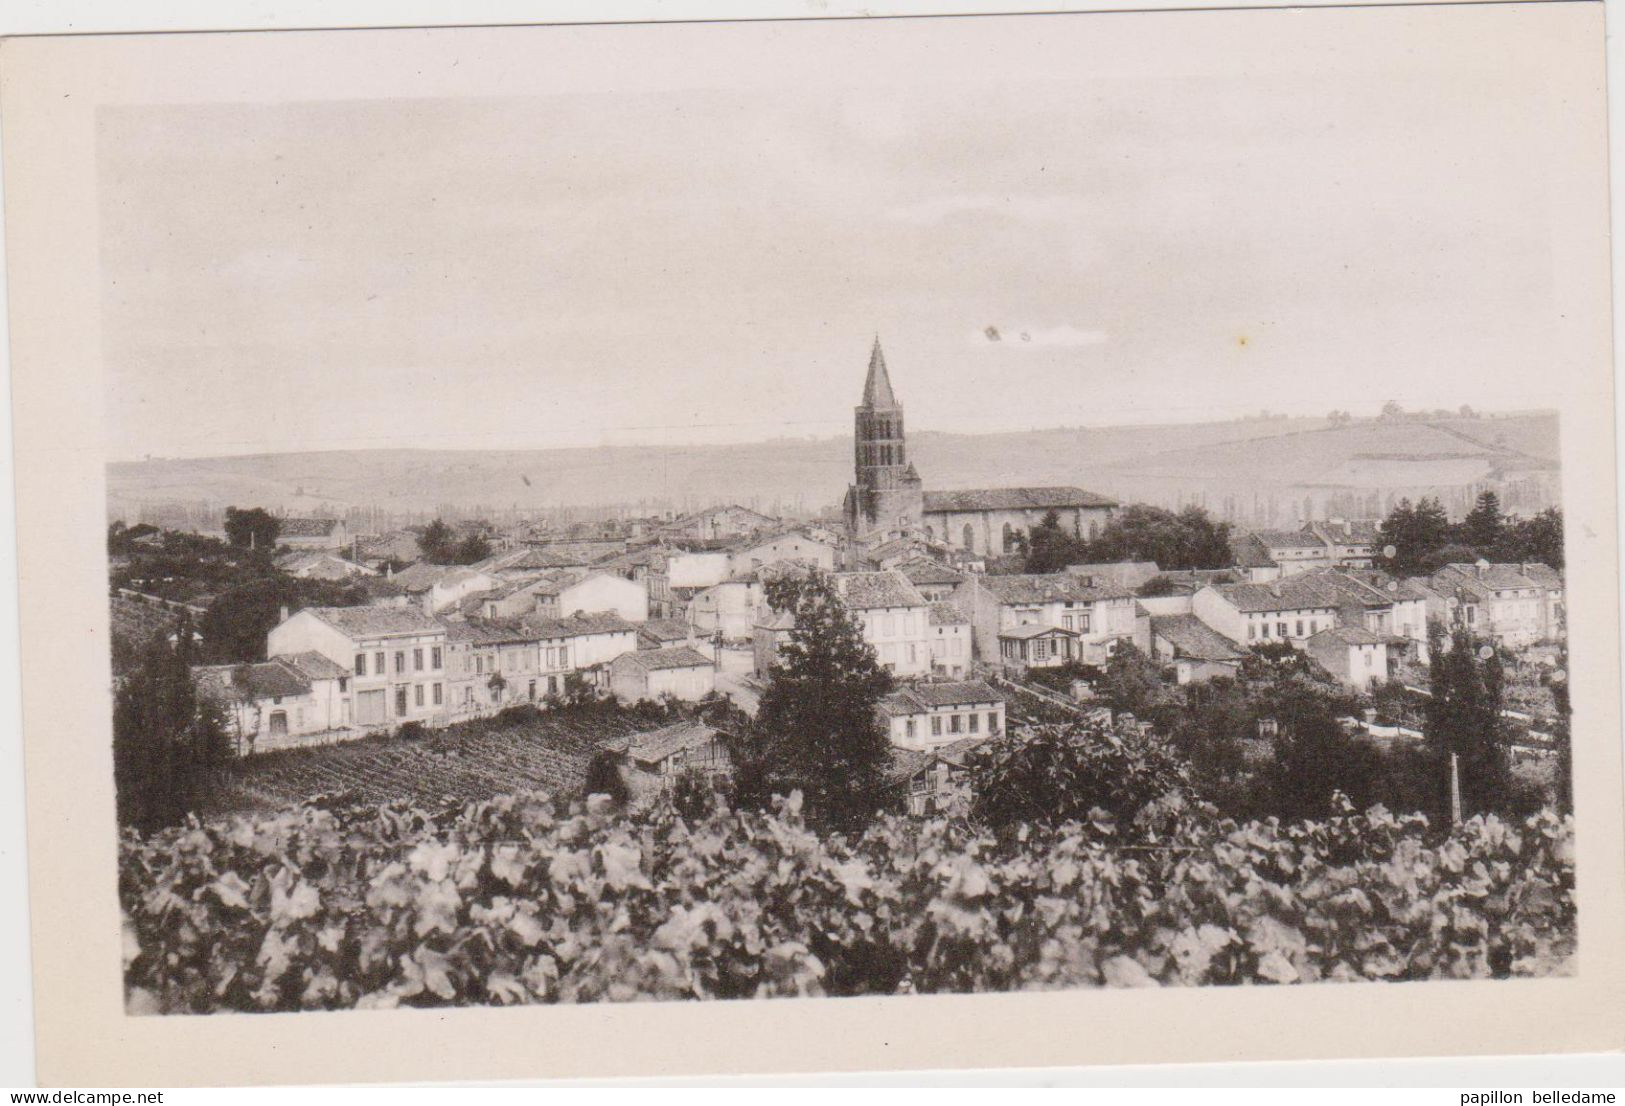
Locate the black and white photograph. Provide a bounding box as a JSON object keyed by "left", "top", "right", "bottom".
{"left": 2, "top": 0, "right": 1621, "bottom": 1086}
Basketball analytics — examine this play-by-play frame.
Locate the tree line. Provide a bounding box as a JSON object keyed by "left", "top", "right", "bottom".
{"left": 1379, "top": 492, "right": 1562, "bottom": 575}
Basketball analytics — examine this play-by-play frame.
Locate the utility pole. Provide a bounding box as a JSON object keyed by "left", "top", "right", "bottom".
{"left": 1449, "top": 751, "right": 1462, "bottom": 827}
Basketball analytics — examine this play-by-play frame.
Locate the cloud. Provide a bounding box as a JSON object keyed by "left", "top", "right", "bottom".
{"left": 973, "top": 324, "right": 1107, "bottom": 349}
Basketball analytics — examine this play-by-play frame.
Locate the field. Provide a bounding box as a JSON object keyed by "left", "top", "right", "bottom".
{"left": 210, "top": 709, "right": 655, "bottom": 817}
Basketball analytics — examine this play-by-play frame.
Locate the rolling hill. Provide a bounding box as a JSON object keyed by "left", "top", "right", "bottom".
{"left": 107, "top": 410, "right": 1560, "bottom": 528}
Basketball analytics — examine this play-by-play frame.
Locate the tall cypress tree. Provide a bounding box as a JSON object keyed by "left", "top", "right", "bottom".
{"left": 1424, "top": 627, "right": 1512, "bottom": 821}
{"left": 113, "top": 617, "right": 229, "bottom": 833}
{"left": 750, "top": 570, "right": 894, "bottom": 830}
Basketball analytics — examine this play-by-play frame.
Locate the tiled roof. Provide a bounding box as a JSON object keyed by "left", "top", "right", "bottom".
{"left": 638, "top": 618, "right": 694, "bottom": 644}
{"left": 1212, "top": 578, "right": 1342, "bottom": 613}
{"left": 278, "top": 517, "right": 341, "bottom": 538}
{"left": 1441, "top": 563, "right": 1543, "bottom": 591}
{"left": 1519, "top": 563, "right": 1562, "bottom": 588}
{"left": 522, "top": 610, "right": 638, "bottom": 640}
{"left": 661, "top": 504, "right": 777, "bottom": 531}
{"left": 194, "top": 660, "right": 311, "bottom": 702}
{"left": 895, "top": 557, "right": 965, "bottom": 587}
{"left": 1326, "top": 568, "right": 1432, "bottom": 601}
{"left": 615, "top": 645, "right": 714, "bottom": 671}
{"left": 935, "top": 736, "right": 990, "bottom": 765}
{"left": 1064, "top": 561, "right": 1163, "bottom": 588}
{"left": 927, "top": 601, "right": 968, "bottom": 626}
{"left": 1309, "top": 625, "right": 1387, "bottom": 647}
{"left": 1228, "top": 532, "right": 1279, "bottom": 569}
{"left": 1296, "top": 568, "right": 1394, "bottom": 608}
{"left": 1309, "top": 521, "right": 1382, "bottom": 544}
{"left": 306, "top": 605, "right": 445, "bottom": 639}
{"left": 728, "top": 527, "right": 837, "bottom": 554}
{"left": 476, "top": 547, "right": 588, "bottom": 574}
{"left": 832, "top": 570, "right": 927, "bottom": 610}
{"left": 275, "top": 650, "right": 350, "bottom": 680}
{"left": 907, "top": 679, "right": 1006, "bottom": 708}
{"left": 1252, "top": 528, "right": 1329, "bottom": 551}
{"left": 1149, "top": 614, "right": 1244, "bottom": 662}
{"left": 976, "top": 573, "right": 1136, "bottom": 604}
{"left": 627, "top": 720, "right": 721, "bottom": 766}
{"left": 998, "top": 622, "right": 1077, "bottom": 640}
{"left": 389, "top": 562, "right": 452, "bottom": 593}
{"left": 923, "top": 486, "right": 1117, "bottom": 513}
{"left": 884, "top": 747, "right": 933, "bottom": 784}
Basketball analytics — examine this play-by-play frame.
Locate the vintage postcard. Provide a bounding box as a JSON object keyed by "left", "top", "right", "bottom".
{"left": 2, "top": 3, "right": 1621, "bottom": 1086}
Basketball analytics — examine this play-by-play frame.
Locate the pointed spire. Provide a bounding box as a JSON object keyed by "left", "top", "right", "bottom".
{"left": 862, "top": 335, "right": 899, "bottom": 408}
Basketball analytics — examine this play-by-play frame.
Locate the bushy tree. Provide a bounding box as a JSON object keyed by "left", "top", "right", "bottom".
{"left": 1378, "top": 497, "right": 1452, "bottom": 574}
{"left": 1022, "top": 509, "right": 1089, "bottom": 574}
{"left": 455, "top": 534, "right": 492, "bottom": 564}
{"left": 964, "top": 722, "right": 1203, "bottom": 840}
{"left": 200, "top": 575, "right": 367, "bottom": 664}
{"left": 581, "top": 750, "right": 629, "bottom": 805}
{"left": 417, "top": 519, "right": 458, "bottom": 564}
{"left": 223, "top": 507, "right": 281, "bottom": 551}
{"left": 1095, "top": 642, "right": 1172, "bottom": 721}
{"left": 1425, "top": 628, "right": 1512, "bottom": 820}
{"left": 1081, "top": 504, "right": 1232, "bottom": 571}
{"left": 113, "top": 619, "right": 230, "bottom": 833}
{"left": 748, "top": 569, "right": 894, "bottom": 830}
{"left": 1498, "top": 508, "right": 1565, "bottom": 569}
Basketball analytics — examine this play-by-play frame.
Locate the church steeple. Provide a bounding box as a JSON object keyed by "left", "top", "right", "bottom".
{"left": 844, "top": 335, "right": 923, "bottom": 542}
{"left": 861, "top": 336, "right": 898, "bottom": 409}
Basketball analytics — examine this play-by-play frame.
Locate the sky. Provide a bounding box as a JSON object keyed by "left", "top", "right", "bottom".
{"left": 96, "top": 9, "right": 1586, "bottom": 461}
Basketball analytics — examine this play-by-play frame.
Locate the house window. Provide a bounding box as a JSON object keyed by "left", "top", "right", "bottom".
{"left": 949, "top": 714, "right": 964, "bottom": 734}
{"left": 374, "top": 652, "right": 384, "bottom": 675}
{"left": 394, "top": 687, "right": 408, "bottom": 716}
{"left": 968, "top": 712, "right": 979, "bottom": 733}
{"left": 907, "top": 644, "right": 916, "bottom": 664}
{"left": 395, "top": 651, "right": 406, "bottom": 674}
{"left": 1247, "top": 624, "right": 1256, "bottom": 641}
{"left": 413, "top": 648, "right": 424, "bottom": 672}
{"left": 354, "top": 653, "right": 367, "bottom": 676}
{"left": 1081, "top": 612, "right": 1091, "bottom": 633}
{"left": 931, "top": 716, "right": 942, "bottom": 736}
{"left": 431, "top": 647, "right": 443, "bottom": 670}
{"left": 987, "top": 712, "right": 999, "bottom": 733}
{"left": 1062, "top": 615, "right": 1074, "bottom": 631}
{"left": 1278, "top": 622, "right": 1288, "bottom": 638}
{"left": 338, "top": 677, "right": 348, "bottom": 692}
{"left": 905, "top": 719, "right": 917, "bottom": 739}
{"left": 414, "top": 684, "right": 425, "bottom": 708}
{"left": 1261, "top": 623, "right": 1271, "bottom": 638}
{"left": 433, "top": 683, "right": 443, "bottom": 705}
{"left": 1296, "top": 620, "right": 1304, "bottom": 637}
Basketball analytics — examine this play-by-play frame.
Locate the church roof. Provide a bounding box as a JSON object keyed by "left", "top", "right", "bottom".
{"left": 861, "top": 337, "right": 899, "bottom": 409}
{"left": 923, "top": 486, "right": 1118, "bottom": 513}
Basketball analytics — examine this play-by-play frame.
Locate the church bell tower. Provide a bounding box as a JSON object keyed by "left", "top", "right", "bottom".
{"left": 843, "top": 337, "right": 924, "bottom": 542}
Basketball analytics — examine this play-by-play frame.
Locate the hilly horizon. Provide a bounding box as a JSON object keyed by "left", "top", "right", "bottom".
{"left": 108, "top": 409, "right": 1561, "bottom": 528}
